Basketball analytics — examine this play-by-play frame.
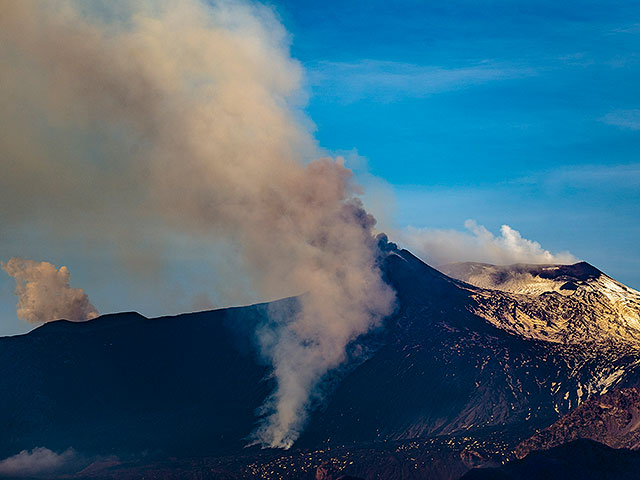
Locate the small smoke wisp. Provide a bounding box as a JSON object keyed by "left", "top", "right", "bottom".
{"left": 0, "top": 0, "right": 395, "bottom": 448}
{"left": 1, "top": 258, "right": 98, "bottom": 325}
{"left": 400, "top": 219, "right": 577, "bottom": 266}
{"left": 0, "top": 447, "right": 78, "bottom": 477}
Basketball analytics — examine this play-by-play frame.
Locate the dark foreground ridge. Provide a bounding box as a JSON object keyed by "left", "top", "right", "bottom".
{"left": 515, "top": 387, "right": 640, "bottom": 457}
{"left": 461, "top": 439, "right": 640, "bottom": 480}
{"left": 2, "top": 247, "right": 640, "bottom": 478}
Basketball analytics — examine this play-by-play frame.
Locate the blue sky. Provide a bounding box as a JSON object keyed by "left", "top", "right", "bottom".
{"left": 271, "top": 0, "right": 640, "bottom": 284}
{"left": 0, "top": 0, "right": 638, "bottom": 336}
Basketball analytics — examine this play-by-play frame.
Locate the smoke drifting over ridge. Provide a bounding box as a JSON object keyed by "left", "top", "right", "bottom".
{"left": 0, "top": 0, "right": 395, "bottom": 448}
{"left": 1, "top": 258, "right": 98, "bottom": 324}
{"left": 400, "top": 220, "right": 577, "bottom": 266}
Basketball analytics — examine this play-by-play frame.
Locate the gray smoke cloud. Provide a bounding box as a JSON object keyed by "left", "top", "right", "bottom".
{"left": 399, "top": 219, "right": 577, "bottom": 266}
{"left": 0, "top": 0, "right": 395, "bottom": 447}
{"left": 0, "top": 447, "right": 117, "bottom": 478}
{"left": 0, "top": 447, "right": 77, "bottom": 477}
{"left": 1, "top": 258, "right": 98, "bottom": 324}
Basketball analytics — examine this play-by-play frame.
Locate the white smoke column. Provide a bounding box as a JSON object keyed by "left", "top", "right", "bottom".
{"left": 1, "top": 258, "right": 99, "bottom": 324}
{"left": 0, "top": 0, "right": 395, "bottom": 447}
{"left": 400, "top": 219, "right": 577, "bottom": 266}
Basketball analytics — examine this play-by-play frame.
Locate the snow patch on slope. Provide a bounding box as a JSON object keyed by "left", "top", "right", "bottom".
{"left": 441, "top": 261, "right": 640, "bottom": 346}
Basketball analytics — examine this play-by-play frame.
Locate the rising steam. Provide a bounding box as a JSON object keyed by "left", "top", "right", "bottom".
{"left": 1, "top": 258, "right": 98, "bottom": 324}
{"left": 400, "top": 219, "right": 577, "bottom": 266}
{"left": 0, "top": 0, "right": 395, "bottom": 447}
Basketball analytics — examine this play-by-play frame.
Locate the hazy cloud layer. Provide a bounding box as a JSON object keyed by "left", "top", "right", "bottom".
{"left": 1, "top": 258, "right": 98, "bottom": 324}
{"left": 399, "top": 220, "right": 577, "bottom": 266}
{"left": 308, "top": 60, "right": 534, "bottom": 103}
{"left": 601, "top": 109, "right": 640, "bottom": 130}
{"left": 0, "top": 0, "right": 394, "bottom": 448}
{"left": 541, "top": 163, "right": 640, "bottom": 189}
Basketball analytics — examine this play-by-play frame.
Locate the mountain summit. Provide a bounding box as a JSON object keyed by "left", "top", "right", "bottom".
{"left": 439, "top": 261, "right": 605, "bottom": 295}
{"left": 441, "top": 260, "right": 640, "bottom": 346}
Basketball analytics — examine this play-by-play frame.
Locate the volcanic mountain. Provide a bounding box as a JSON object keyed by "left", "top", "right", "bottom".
{"left": 2, "top": 244, "right": 640, "bottom": 479}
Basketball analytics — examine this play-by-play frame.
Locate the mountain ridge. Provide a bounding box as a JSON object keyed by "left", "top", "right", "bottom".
{"left": 2, "top": 247, "right": 640, "bottom": 478}
{"left": 439, "top": 260, "right": 640, "bottom": 347}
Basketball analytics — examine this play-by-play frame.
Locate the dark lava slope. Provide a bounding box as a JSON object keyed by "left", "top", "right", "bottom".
{"left": 0, "top": 305, "right": 278, "bottom": 458}
{"left": 515, "top": 387, "right": 640, "bottom": 457}
{"left": 461, "top": 439, "right": 640, "bottom": 480}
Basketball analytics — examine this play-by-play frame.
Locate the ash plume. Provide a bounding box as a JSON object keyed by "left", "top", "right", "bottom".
{"left": 1, "top": 258, "right": 98, "bottom": 324}
{"left": 0, "top": 0, "right": 395, "bottom": 447}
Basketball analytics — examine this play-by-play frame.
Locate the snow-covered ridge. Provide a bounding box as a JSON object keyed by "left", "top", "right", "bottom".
{"left": 440, "top": 261, "right": 640, "bottom": 346}
{"left": 440, "top": 261, "right": 604, "bottom": 295}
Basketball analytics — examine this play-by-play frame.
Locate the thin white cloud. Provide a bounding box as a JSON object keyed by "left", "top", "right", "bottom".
{"left": 609, "top": 23, "right": 640, "bottom": 35}
{"left": 398, "top": 220, "right": 577, "bottom": 266}
{"left": 542, "top": 163, "right": 640, "bottom": 189}
{"left": 601, "top": 109, "right": 640, "bottom": 130}
{"left": 308, "top": 59, "right": 535, "bottom": 102}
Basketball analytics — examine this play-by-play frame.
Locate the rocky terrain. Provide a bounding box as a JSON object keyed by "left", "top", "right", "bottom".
{"left": 461, "top": 439, "right": 640, "bottom": 480}
{"left": 441, "top": 261, "right": 640, "bottom": 346}
{"left": 515, "top": 387, "right": 640, "bottom": 458}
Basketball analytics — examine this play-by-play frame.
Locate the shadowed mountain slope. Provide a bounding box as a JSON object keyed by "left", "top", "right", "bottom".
{"left": 0, "top": 305, "right": 280, "bottom": 458}
{"left": 461, "top": 439, "right": 640, "bottom": 480}
{"left": 515, "top": 387, "right": 640, "bottom": 458}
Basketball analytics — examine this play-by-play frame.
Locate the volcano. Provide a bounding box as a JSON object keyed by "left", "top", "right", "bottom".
{"left": 2, "top": 244, "right": 640, "bottom": 479}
